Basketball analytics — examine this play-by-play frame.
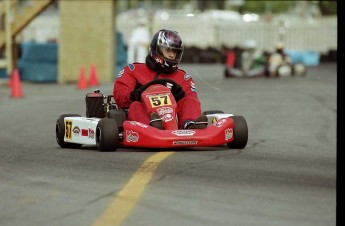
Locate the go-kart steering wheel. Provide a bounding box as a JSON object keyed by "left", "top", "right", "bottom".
{"left": 140, "top": 78, "right": 179, "bottom": 90}
{"left": 134, "top": 78, "right": 185, "bottom": 102}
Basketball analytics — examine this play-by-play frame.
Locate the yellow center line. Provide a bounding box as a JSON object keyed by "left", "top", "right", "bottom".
{"left": 92, "top": 151, "right": 175, "bottom": 226}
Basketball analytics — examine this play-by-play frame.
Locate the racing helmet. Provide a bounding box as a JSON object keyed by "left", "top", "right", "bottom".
{"left": 149, "top": 29, "right": 184, "bottom": 73}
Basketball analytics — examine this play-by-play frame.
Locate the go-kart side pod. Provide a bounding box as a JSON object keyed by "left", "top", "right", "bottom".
{"left": 96, "top": 118, "right": 119, "bottom": 152}
{"left": 56, "top": 114, "right": 83, "bottom": 149}
{"left": 226, "top": 116, "right": 248, "bottom": 149}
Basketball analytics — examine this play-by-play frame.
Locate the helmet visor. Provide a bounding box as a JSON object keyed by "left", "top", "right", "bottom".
{"left": 157, "top": 45, "right": 184, "bottom": 64}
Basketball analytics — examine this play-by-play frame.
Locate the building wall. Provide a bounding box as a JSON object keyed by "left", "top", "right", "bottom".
{"left": 58, "top": 0, "right": 115, "bottom": 83}
{"left": 20, "top": 8, "right": 337, "bottom": 57}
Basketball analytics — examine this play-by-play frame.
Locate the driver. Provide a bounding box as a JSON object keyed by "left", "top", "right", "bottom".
{"left": 113, "top": 29, "right": 208, "bottom": 130}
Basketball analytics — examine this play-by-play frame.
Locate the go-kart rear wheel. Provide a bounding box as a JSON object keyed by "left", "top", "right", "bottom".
{"left": 56, "top": 114, "right": 83, "bottom": 149}
{"left": 107, "top": 109, "right": 127, "bottom": 129}
{"left": 96, "top": 118, "right": 119, "bottom": 152}
{"left": 227, "top": 116, "right": 248, "bottom": 149}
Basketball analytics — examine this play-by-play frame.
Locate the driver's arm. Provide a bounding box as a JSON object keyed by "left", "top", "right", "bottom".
{"left": 113, "top": 66, "right": 137, "bottom": 109}
{"left": 179, "top": 74, "right": 199, "bottom": 100}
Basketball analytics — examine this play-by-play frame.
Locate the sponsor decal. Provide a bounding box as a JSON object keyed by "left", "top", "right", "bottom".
{"left": 165, "top": 82, "right": 173, "bottom": 89}
{"left": 128, "top": 64, "right": 135, "bottom": 71}
{"left": 214, "top": 118, "right": 227, "bottom": 128}
{"left": 211, "top": 117, "right": 217, "bottom": 124}
{"left": 157, "top": 107, "right": 173, "bottom": 116}
{"left": 190, "top": 81, "right": 197, "bottom": 92}
{"left": 157, "top": 107, "right": 174, "bottom": 122}
{"left": 117, "top": 69, "right": 124, "bottom": 78}
{"left": 225, "top": 128, "right": 233, "bottom": 141}
{"left": 154, "top": 56, "right": 163, "bottom": 64}
{"left": 126, "top": 130, "right": 139, "bottom": 142}
{"left": 88, "top": 128, "right": 95, "bottom": 139}
{"left": 173, "top": 140, "right": 198, "bottom": 145}
{"left": 81, "top": 129, "right": 88, "bottom": 136}
{"left": 129, "top": 121, "right": 149, "bottom": 128}
{"left": 65, "top": 120, "right": 73, "bottom": 140}
{"left": 162, "top": 113, "right": 173, "bottom": 122}
{"left": 172, "top": 130, "right": 196, "bottom": 136}
{"left": 184, "top": 73, "right": 191, "bottom": 80}
{"left": 73, "top": 126, "right": 80, "bottom": 136}
{"left": 136, "top": 122, "right": 148, "bottom": 128}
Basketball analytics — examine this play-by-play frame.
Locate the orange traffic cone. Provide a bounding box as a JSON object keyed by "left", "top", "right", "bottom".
{"left": 89, "top": 64, "right": 99, "bottom": 87}
{"left": 77, "top": 66, "right": 88, "bottom": 90}
{"left": 10, "top": 69, "right": 24, "bottom": 98}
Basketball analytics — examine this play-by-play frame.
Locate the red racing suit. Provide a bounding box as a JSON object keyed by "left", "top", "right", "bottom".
{"left": 113, "top": 63, "right": 202, "bottom": 128}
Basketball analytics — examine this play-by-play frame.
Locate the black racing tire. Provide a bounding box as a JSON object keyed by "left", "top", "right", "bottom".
{"left": 202, "top": 110, "right": 224, "bottom": 115}
{"left": 107, "top": 109, "right": 127, "bottom": 128}
{"left": 227, "top": 116, "right": 248, "bottom": 149}
{"left": 56, "top": 114, "right": 83, "bottom": 148}
{"left": 96, "top": 118, "right": 119, "bottom": 152}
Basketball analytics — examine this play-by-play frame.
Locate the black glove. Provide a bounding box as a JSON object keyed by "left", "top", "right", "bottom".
{"left": 171, "top": 84, "right": 185, "bottom": 102}
{"left": 130, "top": 87, "right": 145, "bottom": 102}
{"left": 129, "top": 80, "right": 161, "bottom": 102}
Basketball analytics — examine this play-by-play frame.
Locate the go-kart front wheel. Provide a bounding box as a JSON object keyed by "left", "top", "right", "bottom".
{"left": 96, "top": 118, "right": 119, "bottom": 152}
{"left": 56, "top": 114, "right": 83, "bottom": 149}
{"left": 276, "top": 64, "right": 293, "bottom": 77}
{"left": 227, "top": 116, "right": 248, "bottom": 149}
{"left": 293, "top": 63, "right": 307, "bottom": 76}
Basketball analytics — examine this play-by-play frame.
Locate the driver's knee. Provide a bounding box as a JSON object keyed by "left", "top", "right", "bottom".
{"left": 127, "top": 101, "right": 150, "bottom": 124}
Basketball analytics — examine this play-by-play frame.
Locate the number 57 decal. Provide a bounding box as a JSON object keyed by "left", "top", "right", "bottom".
{"left": 149, "top": 94, "right": 172, "bottom": 108}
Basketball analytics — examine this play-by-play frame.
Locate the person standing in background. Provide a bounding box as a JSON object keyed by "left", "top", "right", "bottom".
{"left": 127, "top": 18, "right": 150, "bottom": 63}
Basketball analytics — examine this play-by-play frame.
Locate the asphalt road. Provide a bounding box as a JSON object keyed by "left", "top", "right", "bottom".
{"left": 0, "top": 63, "right": 336, "bottom": 226}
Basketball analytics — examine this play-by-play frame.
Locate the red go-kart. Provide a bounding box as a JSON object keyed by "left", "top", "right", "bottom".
{"left": 56, "top": 79, "right": 248, "bottom": 151}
